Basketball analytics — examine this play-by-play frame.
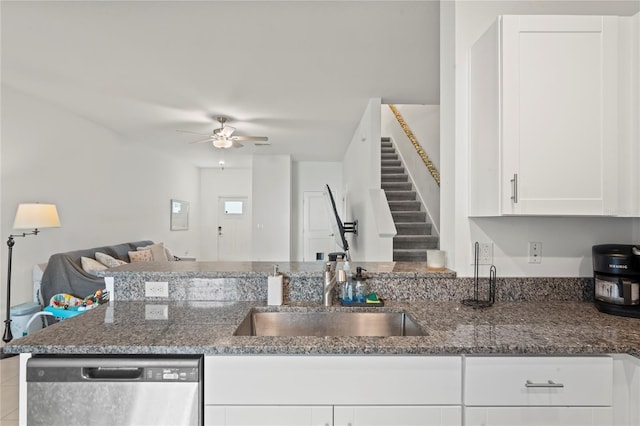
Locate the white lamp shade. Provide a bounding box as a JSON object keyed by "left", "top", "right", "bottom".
{"left": 13, "top": 203, "right": 61, "bottom": 230}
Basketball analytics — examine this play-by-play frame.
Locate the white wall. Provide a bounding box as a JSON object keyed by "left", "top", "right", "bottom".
{"left": 199, "top": 166, "right": 252, "bottom": 261}
{"left": 444, "top": 1, "right": 640, "bottom": 277}
{"left": 381, "top": 104, "right": 440, "bottom": 235}
{"left": 1, "top": 86, "right": 200, "bottom": 319}
{"left": 252, "top": 155, "right": 291, "bottom": 261}
{"left": 343, "top": 98, "right": 394, "bottom": 261}
{"left": 291, "top": 161, "right": 343, "bottom": 261}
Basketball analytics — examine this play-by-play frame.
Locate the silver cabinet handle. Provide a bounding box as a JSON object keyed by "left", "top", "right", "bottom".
{"left": 525, "top": 379, "right": 564, "bottom": 388}
{"left": 510, "top": 173, "right": 518, "bottom": 203}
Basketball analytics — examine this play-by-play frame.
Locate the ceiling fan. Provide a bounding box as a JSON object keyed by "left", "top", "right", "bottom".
{"left": 179, "top": 116, "right": 269, "bottom": 149}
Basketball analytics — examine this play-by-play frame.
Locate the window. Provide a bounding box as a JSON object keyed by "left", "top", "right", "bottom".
{"left": 224, "top": 201, "right": 243, "bottom": 215}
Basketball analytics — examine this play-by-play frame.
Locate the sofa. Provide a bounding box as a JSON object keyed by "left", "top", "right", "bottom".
{"left": 38, "top": 240, "right": 156, "bottom": 306}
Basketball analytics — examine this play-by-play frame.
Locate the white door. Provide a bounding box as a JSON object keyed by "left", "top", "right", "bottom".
{"left": 217, "top": 197, "right": 251, "bottom": 261}
{"left": 303, "top": 191, "right": 336, "bottom": 261}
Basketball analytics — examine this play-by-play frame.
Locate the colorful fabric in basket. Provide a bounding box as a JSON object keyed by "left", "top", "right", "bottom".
{"left": 47, "top": 289, "right": 108, "bottom": 318}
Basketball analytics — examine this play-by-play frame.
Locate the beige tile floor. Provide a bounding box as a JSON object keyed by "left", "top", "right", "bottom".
{"left": 1, "top": 354, "right": 19, "bottom": 426}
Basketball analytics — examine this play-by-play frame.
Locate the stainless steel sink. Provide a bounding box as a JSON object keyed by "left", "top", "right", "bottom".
{"left": 234, "top": 309, "right": 426, "bottom": 337}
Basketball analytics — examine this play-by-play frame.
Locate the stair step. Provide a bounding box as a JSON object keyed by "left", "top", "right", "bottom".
{"left": 385, "top": 191, "right": 416, "bottom": 201}
{"left": 383, "top": 182, "right": 413, "bottom": 191}
{"left": 380, "top": 135, "right": 439, "bottom": 261}
{"left": 381, "top": 166, "right": 405, "bottom": 175}
{"left": 381, "top": 174, "right": 409, "bottom": 183}
{"left": 393, "top": 235, "right": 439, "bottom": 250}
{"left": 381, "top": 159, "right": 402, "bottom": 167}
{"left": 393, "top": 249, "right": 427, "bottom": 262}
{"left": 391, "top": 211, "right": 426, "bottom": 222}
{"left": 381, "top": 137, "right": 391, "bottom": 142}
{"left": 388, "top": 200, "right": 422, "bottom": 211}
{"left": 395, "top": 222, "right": 432, "bottom": 235}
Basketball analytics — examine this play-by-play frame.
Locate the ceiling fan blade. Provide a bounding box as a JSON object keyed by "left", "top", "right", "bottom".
{"left": 188, "top": 137, "right": 215, "bottom": 144}
{"left": 231, "top": 136, "right": 269, "bottom": 142}
{"left": 220, "top": 126, "right": 236, "bottom": 138}
{"left": 177, "top": 130, "right": 211, "bottom": 136}
{"left": 231, "top": 141, "right": 244, "bottom": 148}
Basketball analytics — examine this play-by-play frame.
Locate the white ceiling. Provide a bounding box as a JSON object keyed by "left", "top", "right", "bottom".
{"left": 1, "top": 1, "right": 441, "bottom": 168}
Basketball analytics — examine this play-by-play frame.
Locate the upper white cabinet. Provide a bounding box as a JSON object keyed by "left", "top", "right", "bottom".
{"left": 469, "top": 15, "right": 622, "bottom": 216}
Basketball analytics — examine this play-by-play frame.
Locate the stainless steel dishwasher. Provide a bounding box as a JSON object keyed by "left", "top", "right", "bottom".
{"left": 26, "top": 355, "right": 202, "bottom": 426}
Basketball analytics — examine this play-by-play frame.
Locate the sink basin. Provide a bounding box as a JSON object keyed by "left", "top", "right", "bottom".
{"left": 234, "top": 309, "right": 426, "bottom": 337}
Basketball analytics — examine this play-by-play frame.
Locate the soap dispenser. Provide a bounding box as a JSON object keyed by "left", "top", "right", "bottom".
{"left": 340, "top": 260, "right": 353, "bottom": 303}
{"left": 268, "top": 264, "right": 283, "bottom": 306}
{"left": 353, "top": 267, "right": 368, "bottom": 303}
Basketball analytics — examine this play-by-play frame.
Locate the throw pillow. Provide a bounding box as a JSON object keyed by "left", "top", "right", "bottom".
{"left": 129, "top": 249, "right": 153, "bottom": 263}
{"left": 81, "top": 256, "right": 108, "bottom": 275}
{"left": 164, "top": 245, "right": 175, "bottom": 261}
{"left": 95, "top": 252, "right": 127, "bottom": 268}
{"left": 137, "top": 242, "right": 170, "bottom": 261}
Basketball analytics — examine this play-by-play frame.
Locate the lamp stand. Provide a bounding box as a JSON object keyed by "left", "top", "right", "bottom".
{"left": 3, "top": 230, "right": 39, "bottom": 344}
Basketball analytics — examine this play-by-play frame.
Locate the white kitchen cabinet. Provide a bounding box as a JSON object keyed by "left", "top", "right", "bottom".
{"left": 204, "top": 355, "right": 462, "bottom": 426}
{"left": 206, "top": 405, "right": 462, "bottom": 426}
{"left": 468, "top": 15, "right": 621, "bottom": 216}
{"left": 204, "top": 354, "right": 637, "bottom": 426}
{"left": 334, "top": 405, "right": 461, "bottom": 426}
{"left": 463, "top": 356, "right": 614, "bottom": 426}
{"left": 205, "top": 406, "right": 332, "bottom": 426}
{"left": 465, "top": 406, "right": 612, "bottom": 426}
{"left": 612, "top": 354, "right": 640, "bottom": 426}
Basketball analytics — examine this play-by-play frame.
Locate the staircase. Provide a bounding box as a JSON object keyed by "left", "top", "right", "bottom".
{"left": 381, "top": 137, "right": 438, "bottom": 261}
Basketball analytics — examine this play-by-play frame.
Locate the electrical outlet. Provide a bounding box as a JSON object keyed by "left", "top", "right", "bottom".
{"left": 528, "top": 242, "right": 542, "bottom": 264}
{"left": 145, "top": 304, "right": 169, "bottom": 320}
{"left": 471, "top": 242, "right": 493, "bottom": 265}
{"left": 145, "top": 281, "right": 169, "bottom": 298}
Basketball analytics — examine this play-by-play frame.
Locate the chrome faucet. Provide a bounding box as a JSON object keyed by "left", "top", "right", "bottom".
{"left": 322, "top": 262, "right": 336, "bottom": 306}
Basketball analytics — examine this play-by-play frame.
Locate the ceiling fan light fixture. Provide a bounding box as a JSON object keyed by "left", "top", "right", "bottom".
{"left": 213, "top": 138, "right": 233, "bottom": 149}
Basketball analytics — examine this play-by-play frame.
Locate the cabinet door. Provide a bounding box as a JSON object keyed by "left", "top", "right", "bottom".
{"left": 465, "top": 406, "right": 612, "bottom": 426}
{"left": 205, "top": 406, "right": 332, "bottom": 426}
{"left": 501, "top": 15, "right": 618, "bottom": 215}
{"left": 334, "top": 406, "right": 461, "bottom": 426}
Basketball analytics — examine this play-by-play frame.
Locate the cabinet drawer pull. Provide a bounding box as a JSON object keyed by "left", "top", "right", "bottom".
{"left": 525, "top": 379, "right": 564, "bottom": 388}
{"left": 510, "top": 173, "right": 518, "bottom": 203}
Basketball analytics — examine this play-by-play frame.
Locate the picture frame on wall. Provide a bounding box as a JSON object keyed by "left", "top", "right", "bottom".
{"left": 170, "top": 199, "right": 189, "bottom": 231}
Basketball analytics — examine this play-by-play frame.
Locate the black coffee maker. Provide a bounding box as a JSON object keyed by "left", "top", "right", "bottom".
{"left": 592, "top": 244, "right": 640, "bottom": 318}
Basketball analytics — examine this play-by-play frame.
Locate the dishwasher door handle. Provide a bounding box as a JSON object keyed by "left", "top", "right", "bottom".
{"left": 82, "top": 367, "right": 144, "bottom": 380}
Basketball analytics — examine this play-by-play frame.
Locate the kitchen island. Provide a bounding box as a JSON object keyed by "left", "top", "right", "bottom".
{"left": 5, "top": 262, "right": 640, "bottom": 426}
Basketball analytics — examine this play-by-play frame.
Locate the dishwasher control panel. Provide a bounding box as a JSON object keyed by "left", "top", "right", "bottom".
{"left": 147, "top": 367, "right": 199, "bottom": 382}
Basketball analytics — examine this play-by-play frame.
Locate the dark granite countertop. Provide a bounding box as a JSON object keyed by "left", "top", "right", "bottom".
{"left": 5, "top": 301, "right": 640, "bottom": 358}
{"left": 104, "top": 261, "right": 456, "bottom": 278}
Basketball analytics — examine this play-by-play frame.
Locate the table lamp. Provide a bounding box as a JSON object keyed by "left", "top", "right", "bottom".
{"left": 3, "top": 203, "right": 61, "bottom": 343}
